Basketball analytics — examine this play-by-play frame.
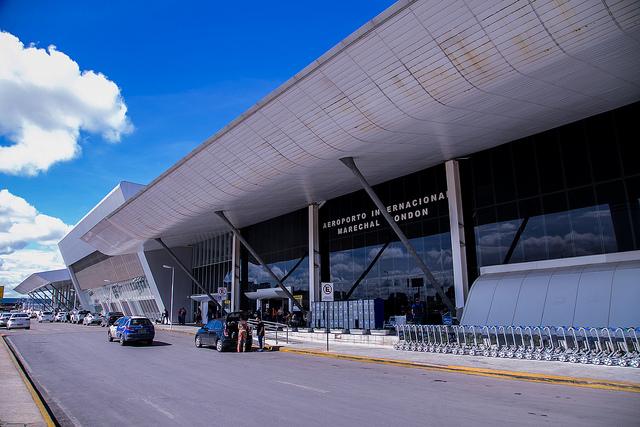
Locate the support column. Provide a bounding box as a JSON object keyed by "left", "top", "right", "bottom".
{"left": 340, "top": 157, "right": 456, "bottom": 314}
{"left": 445, "top": 160, "right": 469, "bottom": 319}
{"left": 230, "top": 233, "right": 241, "bottom": 311}
{"left": 215, "top": 211, "right": 305, "bottom": 312}
{"left": 308, "top": 203, "right": 320, "bottom": 305}
{"left": 67, "top": 268, "right": 92, "bottom": 310}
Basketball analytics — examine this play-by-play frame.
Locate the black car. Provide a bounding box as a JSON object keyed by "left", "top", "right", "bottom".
{"left": 195, "top": 311, "right": 252, "bottom": 352}
{"left": 101, "top": 311, "right": 124, "bottom": 327}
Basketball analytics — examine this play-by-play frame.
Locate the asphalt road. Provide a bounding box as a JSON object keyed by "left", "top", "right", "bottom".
{"left": 4, "top": 322, "right": 639, "bottom": 427}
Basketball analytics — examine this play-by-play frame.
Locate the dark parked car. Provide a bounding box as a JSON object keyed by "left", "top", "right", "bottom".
{"left": 195, "top": 311, "right": 252, "bottom": 352}
{"left": 101, "top": 311, "right": 124, "bottom": 327}
{"left": 109, "top": 316, "right": 155, "bottom": 346}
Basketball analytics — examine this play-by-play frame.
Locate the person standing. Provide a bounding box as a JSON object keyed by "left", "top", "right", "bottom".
{"left": 256, "top": 316, "right": 265, "bottom": 352}
{"left": 195, "top": 307, "right": 202, "bottom": 325}
{"left": 237, "top": 317, "right": 248, "bottom": 353}
{"left": 162, "top": 308, "right": 169, "bottom": 324}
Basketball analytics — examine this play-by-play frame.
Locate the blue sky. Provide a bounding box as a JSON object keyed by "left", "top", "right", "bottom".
{"left": 0, "top": 0, "right": 395, "bottom": 295}
{"left": 0, "top": 0, "right": 394, "bottom": 224}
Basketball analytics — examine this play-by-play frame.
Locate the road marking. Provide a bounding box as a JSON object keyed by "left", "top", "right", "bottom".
{"left": 276, "top": 380, "right": 329, "bottom": 394}
{"left": 279, "top": 347, "right": 640, "bottom": 394}
{"left": 142, "top": 397, "right": 176, "bottom": 419}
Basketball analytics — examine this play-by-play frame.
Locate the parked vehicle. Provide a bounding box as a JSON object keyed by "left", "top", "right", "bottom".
{"left": 0, "top": 312, "right": 12, "bottom": 327}
{"left": 194, "top": 311, "right": 252, "bottom": 352}
{"left": 100, "top": 312, "right": 124, "bottom": 327}
{"left": 72, "top": 310, "right": 90, "bottom": 324}
{"left": 7, "top": 313, "right": 31, "bottom": 330}
{"left": 83, "top": 313, "right": 103, "bottom": 326}
{"left": 38, "top": 311, "right": 55, "bottom": 323}
{"left": 108, "top": 316, "right": 154, "bottom": 346}
{"left": 55, "top": 312, "right": 67, "bottom": 322}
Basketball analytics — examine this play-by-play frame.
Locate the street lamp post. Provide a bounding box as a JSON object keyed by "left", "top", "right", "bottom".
{"left": 104, "top": 280, "right": 111, "bottom": 314}
{"left": 163, "top": 265, "right": 175, "bottom": 330}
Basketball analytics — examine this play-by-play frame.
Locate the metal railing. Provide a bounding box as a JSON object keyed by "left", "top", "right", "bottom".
{"left": 393, "top": 324, "right": 640, "bottom": 368}
{"left": 247, "top": 319, "right": 289, "bottom": 345}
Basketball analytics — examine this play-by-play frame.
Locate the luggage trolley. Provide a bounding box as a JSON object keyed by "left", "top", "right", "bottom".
{"left": 601, "top": 328, "right": 625, "bottom": 366}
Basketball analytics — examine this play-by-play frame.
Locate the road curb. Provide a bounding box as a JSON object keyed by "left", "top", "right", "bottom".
{"left": 1, "top": 335, "right": 57, "bottom": 426}
{"left": 279, "top": 347, "right": 640, "bottom": 393}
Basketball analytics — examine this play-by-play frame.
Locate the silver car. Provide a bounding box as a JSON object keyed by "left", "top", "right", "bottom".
{"left": 7, "top": 313, "right": 31, "bottom": 330}
{"left": 0, "top": 313, "right": 12, "bottom": 327}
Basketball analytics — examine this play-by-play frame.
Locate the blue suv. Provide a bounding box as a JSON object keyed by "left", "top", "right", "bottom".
{"left": 195, "top": 312, "right": 252, "bottom": 352}
{"left": 108, "top": 316, "right": 155, "bottom": 346}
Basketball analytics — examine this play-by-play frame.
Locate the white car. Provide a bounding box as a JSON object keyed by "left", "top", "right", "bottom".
{"left": 83, "top": 313, "right": 102, "bottom": 325}
{"left": 55, "top": 312, "right": 68, "bottom": 322}
{"left": 38, "top": 311, "right": 55, "bottom": 322}
{"left": 7, "top": 313, "right": 31, "bottom": 330}
{"left": 72, "top": 310, "right": 90, "bottom": 324}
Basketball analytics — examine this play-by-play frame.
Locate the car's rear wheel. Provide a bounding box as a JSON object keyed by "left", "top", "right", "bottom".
{"left": 216, "top": 339, "right": 223, "bottom": 352}
{"left": 195, "top": 336, "right": 202, "bottom": 348}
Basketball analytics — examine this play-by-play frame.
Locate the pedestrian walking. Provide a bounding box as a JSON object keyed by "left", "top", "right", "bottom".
{"left": 195, "top": 307, "right": 202, "bottom": 325}
{"left": 256, "top": 315, "right": 265, "bottom": 352}
{"left": 178, "top": 307, "right": 186, "bottom": 325}
{"left": 162, "top": 308, "right": 169, "bottom": 324}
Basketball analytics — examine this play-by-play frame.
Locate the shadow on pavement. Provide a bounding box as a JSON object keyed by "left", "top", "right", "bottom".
{"left": 126, "top": 341, "right": 172, "bottom": 347}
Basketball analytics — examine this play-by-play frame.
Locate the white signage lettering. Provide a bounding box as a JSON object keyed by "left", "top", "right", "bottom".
{"left": 322, "top": 192, "right": 446, "bottom": 236}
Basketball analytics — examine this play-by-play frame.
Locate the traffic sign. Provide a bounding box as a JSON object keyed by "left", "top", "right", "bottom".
{"left": 321, "top": 282, "right": 334, "bottom": 302}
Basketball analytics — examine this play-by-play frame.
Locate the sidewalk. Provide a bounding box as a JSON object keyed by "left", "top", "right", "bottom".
{"left": 156, "top": 324, "right": 640, "bottom": 391}
{"left": 0, "top": 337, "right": 51, "bottom": 427}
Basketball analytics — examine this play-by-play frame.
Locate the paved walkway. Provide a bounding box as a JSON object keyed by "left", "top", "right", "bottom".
{"left": 155, "top": 324, "right": 640, "bottom": 387}
{"left": 0, "top": 337, "right": 48, "bottom": 427}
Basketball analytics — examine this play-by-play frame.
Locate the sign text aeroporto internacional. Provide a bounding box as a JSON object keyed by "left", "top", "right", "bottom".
{"left": 322, "top": 192, "right": 447, "bottom": 236}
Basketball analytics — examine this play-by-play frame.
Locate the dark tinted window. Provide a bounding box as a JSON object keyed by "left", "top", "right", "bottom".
{"left": 465, "top": 102, "right": 640, "bottom": 269}
{"left": 130, "top": 318, "right": 152, "bottom": 326}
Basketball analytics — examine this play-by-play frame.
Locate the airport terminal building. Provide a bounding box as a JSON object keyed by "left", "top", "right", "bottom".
{"left": 16, "top": 0, "right": 640, "bottom": 328}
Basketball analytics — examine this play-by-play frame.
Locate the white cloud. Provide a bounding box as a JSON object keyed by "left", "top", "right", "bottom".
{"left": 0, "top": 189, "right": 70, "bottom": 297}
{"left": 0, "top": 32, "right": 132, "bottom": 176}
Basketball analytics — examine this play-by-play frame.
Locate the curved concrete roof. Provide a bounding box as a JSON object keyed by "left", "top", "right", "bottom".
{"left": 13, "top": 269, "right": 71, "bottom": 294}
{"left": 82, "top": 0, "right": 640, "bottom": 255}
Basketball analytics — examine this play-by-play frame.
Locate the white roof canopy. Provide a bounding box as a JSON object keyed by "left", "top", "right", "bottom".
{"left": 14, "top": 269, "right": 71, "bottom": 294}
{"left": 82, "top": 0, "right": 640, "bottom": 255}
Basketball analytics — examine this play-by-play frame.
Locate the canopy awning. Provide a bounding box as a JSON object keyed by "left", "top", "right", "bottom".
{"left": 244, "top": 288, "right": 292, "bottom": 300}
{"left": 13, "top": 269, "right": 71, "bottom": 294}
{"left": 81, "top": 0, "right": 640, "bottom": 255}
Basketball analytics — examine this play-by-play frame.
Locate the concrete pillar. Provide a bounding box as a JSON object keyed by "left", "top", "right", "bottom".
{"left": 445, "top": 160, "right": 469, "bottom": 319}
{"left": 308, "top": 203, "right": 320, "bottom": 305}
{"left": 67, "top": 267, "right": 92, "bottom": 310}
{"left": 137, "top": 251, "right": 167, "bottom": 313}
{"left": 231, "top": 233, "right": 241, "bottom": 311}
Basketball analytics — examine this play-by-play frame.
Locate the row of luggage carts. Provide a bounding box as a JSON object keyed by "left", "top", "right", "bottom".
{"left": 393, "top": 325, "right": 640, "bottom": 368}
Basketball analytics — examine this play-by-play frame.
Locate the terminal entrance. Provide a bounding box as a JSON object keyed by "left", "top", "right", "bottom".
{"left": 244, "top": 287, "right": 293, "bottom": 323}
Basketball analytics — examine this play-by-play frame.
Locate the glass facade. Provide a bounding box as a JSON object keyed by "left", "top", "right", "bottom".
{"left": 191, "top": 234, "right": 233, "bottom": 315}
{"left": 240, "top": 209, "right": 309, "bottom": 312}
{"left": 85, "top": 276, "right": 160, "bottom": 320}
{"left": 320, "top": 166, "right": 454, "bottom": 323}
{"left": 462, "top": 102, "right": 640, "bottom": 277}
{"left": 191, "top": 234, "right": 233, "bottom": 295}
